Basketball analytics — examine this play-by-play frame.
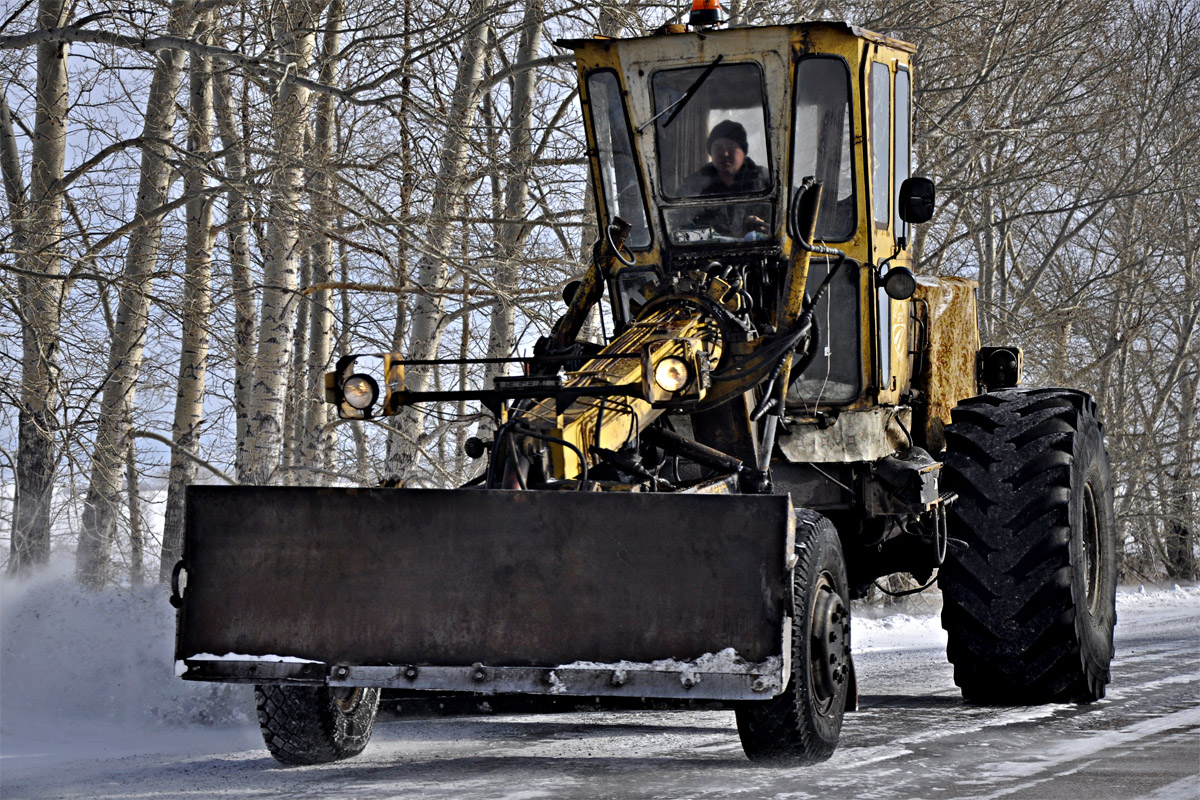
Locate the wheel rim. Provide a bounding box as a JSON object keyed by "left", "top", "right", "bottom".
{"left": 1082, "top": 482, "right": 1102, "bottom": 616}
{"left": 332, "top": 687, "right": 364, "bottom": 713}
{"left": 809, "top": 571, "right": 849, "bottom": 715}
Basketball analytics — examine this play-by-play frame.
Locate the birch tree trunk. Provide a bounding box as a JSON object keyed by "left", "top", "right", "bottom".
{"left": 385, "top": 0, "right": 493, "bottom": 481}
{"left": 77, "top": 1, "right": 200, "bottom": 589}
{"left": 483, "top": 0, "right": 543, "bottom": 382}
{"left": 245, "top": 0, "right": 326, "bottom": 485}
{"left": 7, "top": 0, "right": 69, "bottom": 575}
{"left": 213, "top": 65, "right": 256, "bottom": 483}
{"left": 159, "top": 15, "right": 214, "bottom": 581}
{"left": 384, "top": 0, "right": 414, "bottom": 480}
{"left": 283, "top": 247, "right": 311, "bottom": 482}
{"left": 1165, "top": 367, "right": 1198, "bottom": 579}
{"left": 300, "top": 0, "right": 343, "bottom": 480}
{"left": 126, "top": 441, "right": 144, "bottom": 586}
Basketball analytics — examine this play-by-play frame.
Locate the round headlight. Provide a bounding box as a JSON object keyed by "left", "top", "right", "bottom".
{"left": 343, "top": 374, "right": 379, "bottom": 410}
{"left": 654, "top": 357, "right": 690, "bottom": 393}
{"left": 883, "top": 267, "right": 918, "bottom": 300}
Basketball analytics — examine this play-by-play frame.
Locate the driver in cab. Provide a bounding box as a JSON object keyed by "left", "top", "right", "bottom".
{"left": 679, "top": 120, "right": 769, "bottom": 238}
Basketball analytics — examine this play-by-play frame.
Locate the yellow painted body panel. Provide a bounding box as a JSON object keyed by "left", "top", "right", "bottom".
{"left": 521, "top": 304, "right": 723, "bottom": 478}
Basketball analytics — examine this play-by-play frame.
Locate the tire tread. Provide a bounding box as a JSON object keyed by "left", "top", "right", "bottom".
{"left": 940, "top": 388, "right": 1116, "bottom": 705}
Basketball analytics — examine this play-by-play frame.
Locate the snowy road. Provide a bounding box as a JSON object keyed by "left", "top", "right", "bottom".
{"left": 2, "top": 578, "right": 1198, "bottom": 799}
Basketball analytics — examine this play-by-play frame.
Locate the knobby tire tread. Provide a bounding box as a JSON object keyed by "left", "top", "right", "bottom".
{"left": 940, "top": 388, "right": 1117, "bottom": 705}
{"left": 255, "top": 684, "right": 380, "bottom": 765}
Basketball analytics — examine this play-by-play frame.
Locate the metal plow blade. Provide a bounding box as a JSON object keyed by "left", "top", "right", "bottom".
{"left": 175, "top": 487, "right": 794, "bottom": 700}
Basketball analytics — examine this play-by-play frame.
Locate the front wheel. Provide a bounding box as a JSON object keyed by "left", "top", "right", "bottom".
{"left": 255, "top": 684, "right": 380, "bottom": 765}
{"left": 736, "top": 509, "right": 850, "bottom": 764}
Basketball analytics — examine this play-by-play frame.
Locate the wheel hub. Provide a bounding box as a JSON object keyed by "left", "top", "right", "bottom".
{"left": 1082, "top": 482, "right": 1103, "bottom": 616}
{"left": 809, "top": 571, "right": 850, "bottom": 713}
{"left": 332, "top": 687, "right": 363, "bottom": 713}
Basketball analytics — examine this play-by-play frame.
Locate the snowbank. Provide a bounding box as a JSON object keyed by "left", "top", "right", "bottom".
{"left": 849, "top": 582, "right": 1200, "bottom": 653}
{"left": 1115, "top": 582, "right": 1200, "bottom": 608}
{"left": 852, "top": 611, "right": 948, "bottom": 653}
{"left": 0, "top": 558, "right": 252, "bottom": 730}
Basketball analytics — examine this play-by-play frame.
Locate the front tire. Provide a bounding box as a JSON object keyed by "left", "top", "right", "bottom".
{"left": 736, "top": 509, "right": 850, "bottom": 764}
{"left": 940, "top": 388, "right": 1117, "bottom": 704}
{"left": 255, "top": 684, "right": 380, "bottom": 765}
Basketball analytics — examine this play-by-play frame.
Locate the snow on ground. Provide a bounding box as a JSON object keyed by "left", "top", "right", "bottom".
{"left": 0, "top": 558, "right": 253, "bottom": 748}
{"left": 849, "top": 583, "right": 1200, "bottom": 654}
{"left": 1113, "top": 582, "right": 1200, "bottom": 609}
{"left": 1, "top": 558, "right": 1197, "bottom": 788}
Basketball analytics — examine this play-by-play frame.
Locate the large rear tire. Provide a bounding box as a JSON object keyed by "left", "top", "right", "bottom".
{"left": 940, "top": 388, "right": 1117, "bottom": 704}
{"left": 736, "top": 509, "right": 850, "bottom": 764}
{"left": 255, "top": 684, "right": 380, "bottom": 765}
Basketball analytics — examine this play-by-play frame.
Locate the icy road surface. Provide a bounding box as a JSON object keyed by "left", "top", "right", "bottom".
{"left": 2, "top": 567, "right": 1197, "bottom": 800}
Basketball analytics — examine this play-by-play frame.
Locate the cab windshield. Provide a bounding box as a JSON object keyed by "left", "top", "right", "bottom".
{"left": 652, "top": 63, "right": 774, "bottom": 245}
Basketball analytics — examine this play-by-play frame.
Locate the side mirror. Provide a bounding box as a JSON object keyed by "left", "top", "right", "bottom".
{"left": 899, "top": 177, "right": 936, "bottom": 224}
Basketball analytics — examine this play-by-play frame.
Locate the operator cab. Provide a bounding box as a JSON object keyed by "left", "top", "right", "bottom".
{"left": 563, "top": 22, "right": 923, "bottom": 414}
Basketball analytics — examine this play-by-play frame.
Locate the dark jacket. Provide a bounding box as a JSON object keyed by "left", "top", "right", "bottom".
{"left": 678, "top": 158, "right": 769, "bottom": 236}
{"left": 678, "top": 157, "right": 769, "bottom": 197}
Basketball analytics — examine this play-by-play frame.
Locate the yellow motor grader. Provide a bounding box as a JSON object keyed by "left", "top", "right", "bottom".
{"left": 173, "top": 17, "right": 1118, "bottom": 766}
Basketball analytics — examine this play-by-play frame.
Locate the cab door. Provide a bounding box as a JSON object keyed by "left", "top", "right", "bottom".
{"left": 866, "top": 52, "right": 914, "bottom": 404}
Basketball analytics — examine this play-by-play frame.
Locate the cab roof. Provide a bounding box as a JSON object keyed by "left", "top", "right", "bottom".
{"left": 556, "top": 20, "right": 917, "bottom": 55}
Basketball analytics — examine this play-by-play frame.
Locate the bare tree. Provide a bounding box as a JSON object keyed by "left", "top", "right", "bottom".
{"left": 4, "top": 0, "right": 70, "bottom": 575}
{"left": 1, "top": 0, "right": 1193, "bottom": 584}
{"left": 245, "top": 0, "right": 328, "bottom": 485}
{"left": 384, "top": 0, "right": 495, "bottom": 482}
{"left": 76, "top": 1, "right": 201, "bottom": 589}
{"left": 212, "top": 60, "right": 257, "bottom": 483}
{"left": 484, "top": 0, "right": 545, "bottom": 379}
{"left": 160, "top": 11, "right": 215, "bottom": 580}
{"left": 298, "top": 0, "right": 345, "bottom": 481}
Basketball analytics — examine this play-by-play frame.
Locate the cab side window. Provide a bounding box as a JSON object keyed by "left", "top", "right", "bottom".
{"left": 586, "top": 70, "right": 651, "bottom": 249}
{"left": 894, "top": 69, "right": 911, "bottom": 232}
{"left": 791, "top": 57, "right": 854, "bottom": 242}
{"left": 869, "top": 62, "right": 891, "bottom": 228}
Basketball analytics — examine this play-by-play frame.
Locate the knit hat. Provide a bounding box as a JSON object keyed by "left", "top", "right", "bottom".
{"left": 707, "top": 120, "right": 749, "bottom": 154}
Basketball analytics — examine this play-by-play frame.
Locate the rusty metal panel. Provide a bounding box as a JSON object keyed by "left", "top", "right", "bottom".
{"left": 176, "top": 487, "right": 792, "bottom": 670}
{"left": 778, "top": 406, "right": 912, "bottom": 463}
{"left": 913, "top": 276, "right": 980, "bottom": 451}
{"left": 179, "top": 660, "right": 787, "bottom": 701}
